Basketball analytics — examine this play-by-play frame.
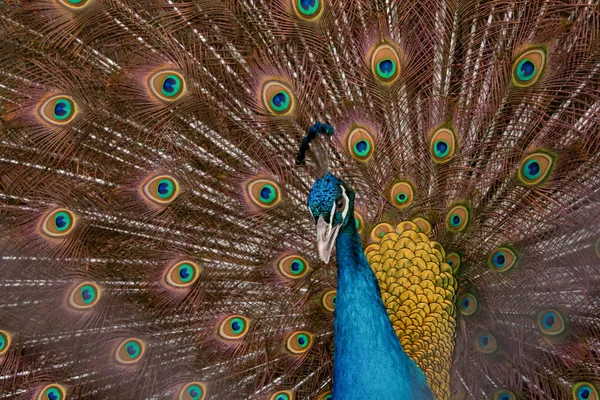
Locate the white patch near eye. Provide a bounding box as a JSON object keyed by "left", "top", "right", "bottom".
{"left": 339, "top": 185, "right": 350, "bottom": 221}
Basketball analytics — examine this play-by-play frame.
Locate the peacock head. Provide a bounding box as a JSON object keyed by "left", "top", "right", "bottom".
{"left": 308, "top": 172, "right": 355, "bottom": 264}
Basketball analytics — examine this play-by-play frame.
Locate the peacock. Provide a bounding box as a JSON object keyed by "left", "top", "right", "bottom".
{"left": 1, "top": 0, "right": 600, "bottom": 398}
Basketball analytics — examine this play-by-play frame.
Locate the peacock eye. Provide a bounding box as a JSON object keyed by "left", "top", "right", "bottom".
{"left": 114, "top": 338, "right": 145, "bottom": 365}
{"left": 270, "top": 390, "right": 294, "bottom": 400}
{"left": 445, "top": 204, "right": 469, "bottom": 232}
{"left": 494, "top": 390, "right": 516, "bottom": 400}
{"left": 370, "top": 44, "right": 401, "bottom": 84}
{"left": 165, "top": 261, "right": 201, "bottom": 288}
{"left": 488, "top": 247, "right": 517, "bottom": 272}
{"left": 148, "top": 70, "right": 186, "bottom": 101}
{"left": 321, "top": 290, "right": 336, "bottom": 312}
{"left": 429, "top": 127, "right": 457, "bottom": 164}
{"left": 68, "top": 282, "right": 101, "bottom": 310}
{"left": 347, "top": 127, "right": 375, "bottom": 162}
{"left": 518, "top": 152, "right": 554, "bottom": 186}
{"left": 412, "top": 217, "right": 432, "bottom": 235}
{"left": 475, "top": 332, "right": 497, "bottom": 354}
{"left": 293, "top": 0, "right": 322, "bottom": 20}
{"left": 573, "top": 383, "right": 598, "bottom": 400}
{"left": 277, "top": 255, "right": 310, "bottom": 279}
{"left": 246, "top": 178, "right": 282, "bottom": 209}
{"left": 390, "top": 181, "right": 414, "bottom": 209}
{"left": 285, "top": 331, "right": 313, "bottom": 354}
{"left": 370, "top": 222, "right": 394, "bottom": 241}
{"left": 336, "top": 197, "right": 345, "bottom": 210}
{"left": 40, "top": 208, "right": 77, "bottom": 238}
{"left": 57, "top": 0, "right": 91, "bottom": 9}
{"left": 0, "top": 330, "right": 11, "bottom": 355}
{"left": 537, "top": 309, "right": 566, "bottom": 336}
{"left": 38, "top": 95, "right": 78, "bottom": 126}
{"left": 141, "top": 175, "right": 180, "bottom": 205}
{"left": 38, "top": 384, "right": 66, "bottom": 400}
{"left": 261, "top": 80, "right": 295, "bottom": 116}
{"left": 179, "top": 382, "right": 207, "bottom": 400}
{"left": 446, "top": 252, "right": 461, "bottom": 273}
{"left": 458, "top": 293, "right": 477, "bottom": 316}
{"left": 218, "top": 315, "right": 250, "bottom": 340}
{"left": 512, "top": 48, "right": 547, "bottom": 87}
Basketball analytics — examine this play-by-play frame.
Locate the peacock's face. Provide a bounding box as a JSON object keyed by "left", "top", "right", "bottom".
{"left": 307, "top": 172, "right": 354, "bottom": 264}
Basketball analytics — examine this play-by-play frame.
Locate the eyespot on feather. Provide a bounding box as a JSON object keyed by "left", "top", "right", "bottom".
{"left": 445, "top": 205, "right": 469, "bottom": 232}
{"left": 114, "top": 338, "right": 146, "bottom": 365}
{"left": 412, "top": 217, "right": 432, "bottom": 235}
{"left": 429, "top": 128, "right": 457, "bottom": 164}
{"left": 68, "top": 282, "right": 101, "bottom": 310}
{"left": 354, "top": 211, "right": 363, "bottom": 234}
{"left": 38, "top": 95, "right": 78, "bottom": 126}
{"left": 277, "top": 255, "right": 310, "bottom": 279}
{"left": 246, "top": 178, "right": 281, "bottom": 209}
{"left": 517, "top": 152, "right": 555, "bottom": 186}
{"left": 573, "top": 382, "right": 598, "bottom": 400}
{"left": 57, "top": 0, "right": 92, "bottom": 9}
{"left": 458, "top": 293, "right": 477, "bottom": 316}
{"left": 285, "top": 331, "right": 313, "bottom": 354}
{"left": 370, "top": 44, "right": 401, "bottom": 84}
{"left": 370, "top": 223, "right": 394, "bottom": 242}
{"left": 449, "top": 385, "right": 466, "bottom": 400}
{"left": 316, "top": 391, "right": 333, "bottom": 400}
{"left": 141, "top": 175, "right": 180, "bottom": 205}
{"left": 537, "top": 309, "right": 566, "bottom": 336}
{"left": 270, "top": 390, "right": 295, "bottom": 400}
{"left": 218, "top": 315, "right": 250, "bottom": 340}
{"left": 292, "top": 0, "right": 323, "bottom": 20}
{"left": 512, "top": 48, "right": 547, "bottom": 87}
{"left": 475, "top": 332, "right": 497, "bottom": 354}
{"left": 148, "top": 70, "right": 186, "bottom": 101}
{"left": 0, "top": 331, "right": 11, "bottom": 356}
{"left": 37, "top": 384, "right": 67, "bottom": 400}
{"left": 488, "top": 247, "right": 518, "bottom": 272}
{"left": 347, "top": 127, "right": 375, "bottom": 162}
{"left": 446, "top": 252, "right": 461, "bottom": 273}
{"left": 165, "top": 261, "right": 201, "bottom": 288}
{"left": 494, "top": 390, "right": 517, "bottom": 400}
{"left": 321, "top": 290, "right": 336, "bottom": 312}
{"left": 40, "top": 208, "right": 77, "bottom": 238}
{"left": 178, "top": 382, "right": 207, "bottom": 400}
{"left": 390, "top": 182, "right": 414, "bottom": 209}
{"left": 261, "top": 80, "right": 295, "bottom": 116}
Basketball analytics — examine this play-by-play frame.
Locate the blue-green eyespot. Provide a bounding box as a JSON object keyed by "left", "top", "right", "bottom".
{"left": 262, "top": 80, "right": 295, "bottom": 116}
{"left": 114, "top": 338, "right": 146, "bottom": 365}
{"left": 286, "top": 331, "right": 313, "bottom": 354}
{"left": 41, "top": 208, "right": 77, "bottom": 238}
{"left": 68, "top": 282, "right": 101, "bottom": 309}
{"left": 573, "top": 382, "right": 598, "bottom": 400}
{"left": 38, "top": 95, "right": 78, "bottom": 126}
{"left": 142, "top": 174, "right": 180, "bottom": 205}
{"left": 370, "top": 44, "right": 401, "bottom": 83}
{"left": 518, "top": 152, "right": 554, "bottom": 186}
{"left": 218, "top": 315, "right": 251, "bottom": 340}
{"left": 277, "top": 255, "right": 310, "bottom": 279}
{"left": 512, "top": 48, "right": 547, "bottom": 87}
{"left": 178, "top": 382, "right": 207, "bottom": 400}
{"left": 247, "top": 178, "right": 282, "bottom": 208}
{"left": 149, "top": 70, "right": 186, "bottom": 101}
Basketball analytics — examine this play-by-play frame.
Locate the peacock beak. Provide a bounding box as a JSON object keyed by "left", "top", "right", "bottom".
{"left": 316, "top": 215, "right": 340, "bottom": 264}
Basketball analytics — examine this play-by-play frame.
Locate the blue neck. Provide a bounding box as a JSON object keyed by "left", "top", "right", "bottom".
{"left": 333, "top": 222, "right": 434, "bottom": 400}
